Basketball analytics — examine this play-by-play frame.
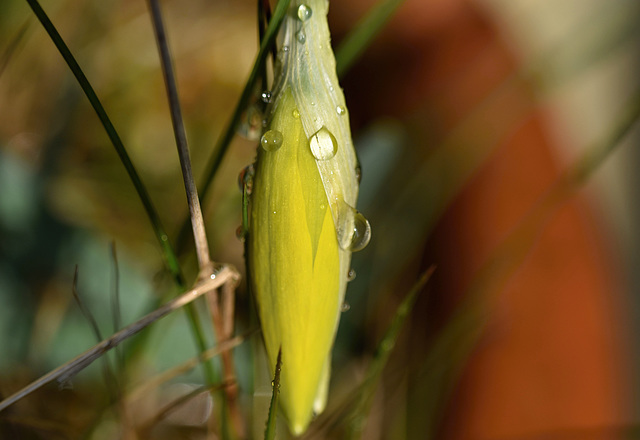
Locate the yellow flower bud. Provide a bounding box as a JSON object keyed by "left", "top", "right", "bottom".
{"left": 248, "top": 0, "right": 371, "bottom": 434}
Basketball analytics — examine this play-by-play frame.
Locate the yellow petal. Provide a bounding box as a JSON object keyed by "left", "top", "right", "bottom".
{"left": 249, "top": 88, "right": 341, "bottom": 434}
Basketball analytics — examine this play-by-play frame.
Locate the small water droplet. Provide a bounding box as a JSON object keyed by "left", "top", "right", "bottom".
{"left": 272, "top": 210, "right": 277, "bottom": 215}
{"left": 309, "top": 126, "right": 338, "bottom": 160}
{"left": 341, "top": 302, "right": 351, "bottom": 312}
{"left": 271, "top": 380, "right": 275, "bottom": 387}
{"left": 235, "top": 225, "right": 245, "bottom": 241}
{"left": 311, "top": 101, "right": 316, "bottom": 106}
{"left": 260, "top": 130, "right": 284, "bottom": 152}
{"left": 355, "top": 164, "right": 362, "bottom": 184}
{"left": 261, "top": 91, "right": 272, "bottom": 103}
{"left": 161, "top": 234, "right": 168, "bottom": 242}
{"left": 292, "top": 109, "right": 300, "bottom": 118}
{"left": 238, "top": 105, "right": 262, "bottom": 140}
{"left": 296, "top": 30, "right": 306, "bottom": 43}
{"left": 297, "top": 4, "right": 312, "bottom": 21}
{"left": 282, "top": 45, "right": 289, "bottom": 52}
{"left": 237, "top": 164, "right": 255, "bottom": 194}
{"left": 347, "top": 268, "right": 356, "bottom": 282}
{"left": 336, "top": 105, "right": 346, "bottom": 115}
{"left": 210, "top": 273, "right": 216, "bottom": 280}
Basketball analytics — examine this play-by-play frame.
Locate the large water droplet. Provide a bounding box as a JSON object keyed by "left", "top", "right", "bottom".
{"left": 349, "top": 212, "right": 371, "bottom": 251}
{"left": 309, "top": 126, "right": 338, "bottom": 160}
{"left": 260, "top": 130, "right": 283, "bottom": 152}
{"left": 237, "top": 105, "right": 262, "bottom": 141}
{"left": 337, "top": 203, "right": 371, "bottom": 252}
{"left": 237, "top": 164, "right": 255, "bottom": 194}
{"left": 297, "top": 4, "right": 312, "bottom": 21}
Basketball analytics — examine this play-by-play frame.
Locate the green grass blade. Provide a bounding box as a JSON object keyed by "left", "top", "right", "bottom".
{"left": 347, "top": 267, "right": 435, "bottom": 439}
{"left": 264, "top": 348, "right": 282, "bottom": 440}
{"left": 26, "top": 0, "right": 219, "bottom": 392}
{"left": 0, "top": 19, "right": 30, "bottom": 78}
{"left": 175, "top": 0, "right": 291, "bottom": 254}
{"left": 25, "top": 0, "right": 183, "bottom": 285}
{"left": 198, "top": 0, "right": 291, "bottom": 201}
{"left": 335, "top": 0, "right": 406, "bottom": 77}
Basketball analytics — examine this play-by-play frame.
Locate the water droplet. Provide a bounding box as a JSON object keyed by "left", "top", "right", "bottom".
{"left": 336, "top": 105, "right": 346, "bottom": 115}
{"left": 347, "top": 268, "right": 356, "bottom": 282}
{"left": 341, "top": 302, "right": 351, "bottom": 312}
{"left": 337, "top": 204, "right": 371, "bottom": 252}
{"left": 355, "top": 164, "right": 362, "bottom": 184}
{"left": 237, "top": 164, "right": 255, "bottom": 194}
{"left": 282, "top": 45, "right": 289, "bottom": 52}
{"left": 297, "top": 4, "right": 312, "bottom": 21}
{"left": 292, "top": 109, "right": 300, "bottom": 118}
{"left": 261, "top": 91, "right": 271, "bottom": 103}
{"left": 309, "top": 126, "right": 338, "bottom": 160}
{"left": 260, "top": 130, "right": 283, "bottom": 152}
{"left": 238, "top": 105, "right": 262, "bottom": 140}
{"left": 161, "top": 234, "right": 168, "bottom": 242}
{"left": 350, "top": 212, "right": 371, "bottom": 251}
{"left": 210, "top": 273, "right": 216, "bottom": 280}
{"left": 235, "top": 225, "right": 245, "bottom": 241}
{"left": 271, "top": 380, "right": 275, "bottom": 387}
{"left": 311, "top": 101, "right": 316, "bottom": 106}
{"left": 296, "top": 30, "right": 306, "bottom": 43}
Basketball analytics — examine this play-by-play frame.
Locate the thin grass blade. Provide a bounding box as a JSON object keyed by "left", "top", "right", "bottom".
{"left": 347, "top": 267, "right": 435, "bottom": 439}
{"left": 264, "top": 348, "right": 282, "bottom": 440}
{"left": 335, "top": 0, "right": 406, "bottom": 77}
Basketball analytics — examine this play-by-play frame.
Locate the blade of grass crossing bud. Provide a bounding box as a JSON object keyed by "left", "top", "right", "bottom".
{"left": 175, "top": 0, "right": 292, "bottom": 254}
{"left": 335, "top": 0, "right": 407, "bottom": 77}
{"left": 347, "top": 267, "right": 435, "bottom": 440}
{"left": 198, "top": 0, "right": 292, "bottom": 202}
{"left": 264, "top": 348, "right": 283, "bottom": 440}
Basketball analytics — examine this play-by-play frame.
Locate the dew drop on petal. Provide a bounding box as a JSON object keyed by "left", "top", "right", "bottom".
{"left": 337, "top": 203, "right": 371, "bottom": 252}
{"left": 347, "top": 268, "right": 356, "bottom": 282}
{"left": 260, "top": 91, "right": 272, "bottom": 103}
{"left": 238, "top": 105, "right": 263, "bottom": 141}
{"left": 296, "top": 30, "right": 306, "bottom": 44}
{"left": 292, "top": 109, "right": 300, "bottom": 118}
{"left": 297, "top": 4, "right": 312, "bottom": 21}
{"left": 349, "top": 212, "right": 371, "bottom": 251}
{"left": 309, "top": 126, "right": 338, "bottom": 160}
{"left": 237, "top": 163, "right": 255, "bottom": 194}
{"left": 336, "top": 105, "right": 346, "bottom": 116}
{"left": 235, "top": 225, "right": 245, "bottom": 241}
{"left": 260, "top": 130, "right": 284, "bottom": 152}
{"left": 341, "top": 302, "right": 351, "bottom": 312}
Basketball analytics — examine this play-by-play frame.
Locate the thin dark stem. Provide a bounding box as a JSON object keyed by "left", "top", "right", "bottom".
{"left": 24, "top": 0, "right": 184, "bottom": 285}
{"left": 175, "top": 0, "right": 292, "bottom": 254}
{"left": 147, "top": 0, "right": 211, "bottom": 272}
